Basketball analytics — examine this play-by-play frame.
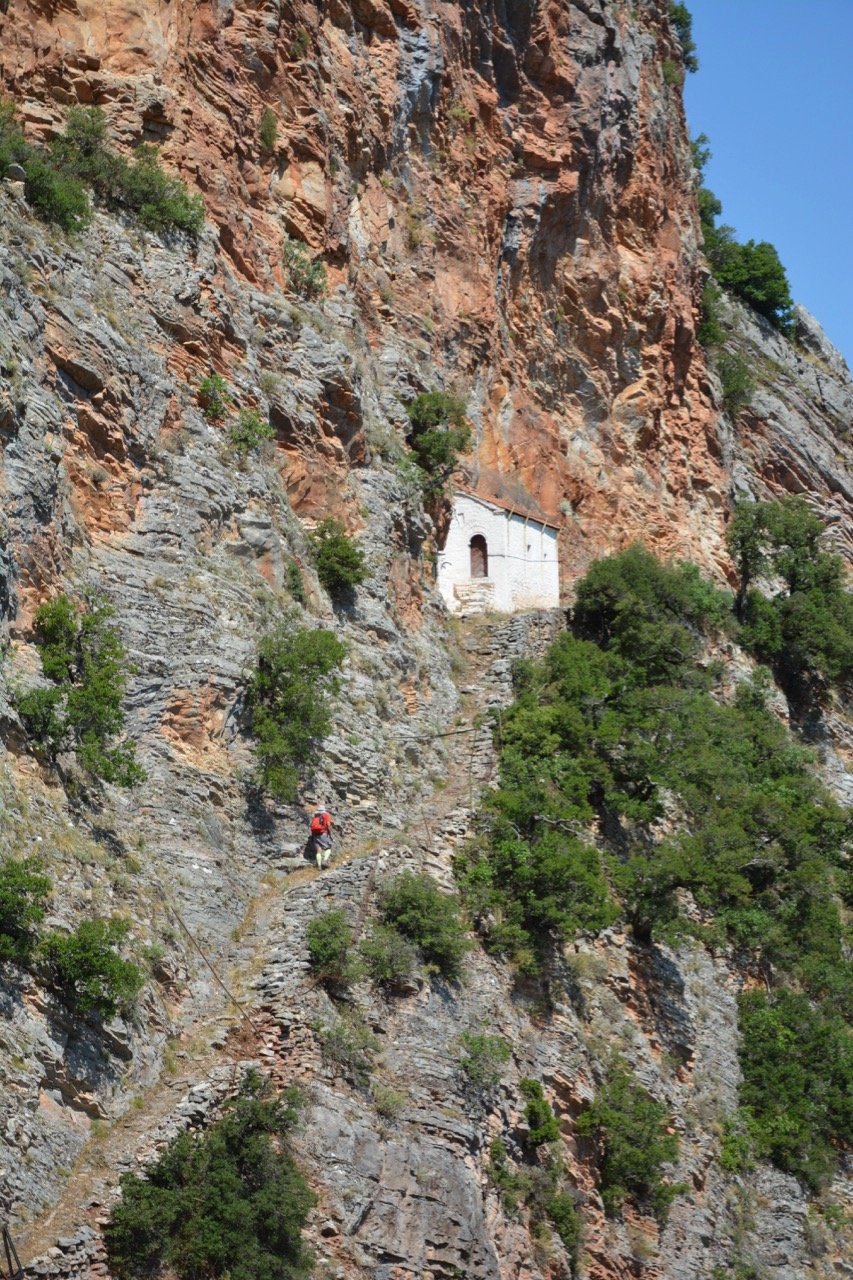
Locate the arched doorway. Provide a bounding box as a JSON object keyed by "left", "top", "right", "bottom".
{"left": 470, "top": 534, "right": 488, "bottom": 578}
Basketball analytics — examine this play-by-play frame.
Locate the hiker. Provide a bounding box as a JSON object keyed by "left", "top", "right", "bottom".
{"left": 309, "top": 805, "right": 334, "bottom": 868}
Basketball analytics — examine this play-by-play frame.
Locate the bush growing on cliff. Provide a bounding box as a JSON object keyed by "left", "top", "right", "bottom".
{"left": 258, "top": 107, "right": 277, "bottom": 156}
{"left": 310, "top": 518, "right": 368, "bottom": 597}
{"left": 197, "top": 372, "right": 232, "bottom": 421}
{"left": 0, "top": 857, "right": 51, "bottom": 966}
{"left": 247, "top": 622, "right": 346, "bottom": 801}
{"left": 458, "top": 1031, "right": 511, "bottom": 1091}
{"left": 16, "top": 594, "right": 145, "bottom": 787}
{"left": 727, "top": 496, "right": 853, "bottom": 694}
{"left": 577, "top": 1068, "right": 682, "bottom": 1221}
{"left": 105, "top": 1071, "right": 315, "bottom": 1280}
{"left": 737, "top": 990, "right": 853, "bottom": 1189}
{"left": 378, "top": 871, "right": 469, "bottom": 980}
{"left": 0, "top": 102, "right": 202, "bottom": 235}
{"left": 41, "top": 918, "right": 143, "bottom": 1020}
{"left": 716, "top": 350, "right": 755, "bottom": 418}
{"left": 282, "top": 237, "right": 327, "bottom": 298}
{"left": 487, "top": 1138, "right": 582, "bottom": 1261}
{"left": 668, "top": 3, "right": 699, "bottom": 72}
{"left": 519, "top": 1079, "right": 561, "bottom": 1147}
{"left": 359, "top": 921, "right": 419, "bottom": 990}
{"left": 305, "top": 909, "right": 359, "bottom": 991}
{"left": 405, "top": 389, "right": 471, "bottom": 500}
{"left": 0, "top": 99, "right": 90, "bottom": 232}
{"left": 55, "top": 106, "right": 204, "bottom": 234}
{"left": 229, "top": 407, "right": 276, "bottom": 456}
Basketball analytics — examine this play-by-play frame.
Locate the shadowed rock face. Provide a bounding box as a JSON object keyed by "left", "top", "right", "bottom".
{"left": 0, "top": 2, "right": 851, "bottom": 1278}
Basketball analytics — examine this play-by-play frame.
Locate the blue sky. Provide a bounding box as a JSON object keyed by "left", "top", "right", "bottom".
{"left": 683, "top": 0, "right": 853, "bottom": 370}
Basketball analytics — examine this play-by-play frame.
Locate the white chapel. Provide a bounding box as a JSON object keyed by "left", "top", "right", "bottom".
{"left": 437, "top": 490, "right": 560, "bottom": 615}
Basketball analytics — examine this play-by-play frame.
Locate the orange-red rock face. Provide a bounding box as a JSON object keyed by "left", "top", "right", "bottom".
{"left": 3, "top": 0, "right": 849, "bottom": 593}
{"left": 0, "top": 0, "right": 737, "bottom": 586}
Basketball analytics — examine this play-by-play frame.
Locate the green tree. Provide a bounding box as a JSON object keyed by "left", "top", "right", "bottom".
{"left": 305, "top": 909, "right": 358, "bottom": 990}
{"left": 458, "top": 1032, "right": 511, "bottom": 1090}
{"left": 519, "top": 1079, "right": 561, "bottom": 1146}
{"left": 716, "top": 350, "right": 755, "bottom": 418}
{"left": 0, "top": 100, "right": 90, "bottom": 232}
{"left": 16, "top": 594, "right": 144, "bottom": 786}
{"left": 41, "top": 918, "right": 143, "bottom": 1020}
{"left": 311, "top": 519, "right": 368, "bottom": 596}
{"left": 198, "top": 372, "right": 231, "bottom": 421}
{"left": 247, "top": 623, "right": 346, "bottom": 801}
{"left": 105, "top": 1072, "right": 315, "bottom": 1280}
{"left": 577, "top": 1069, "right": 681, "bottom": 1220}
{"left": 360, "top": 922, "right": 419, "bottom": 989}
{"left": 405, "top": 390, "right": 471, "bottom": 499}
{"left": 738, "top": 990, "right": 853, "bottom": 1189}
{"left": 731, "top": 498, "right": 853, "bottom": 693}
{"left": 378, "top": 872, "right": 469, "bottom": 980}
{"left": 726, "top": 499, "right": 768, "bottom": 618}
{"left": 669, "top": 3, "right": 699, "bottom": 72}
{"left": 282, "top": 237, "right": 327, "bottom": 298}
{"left": 229, "top": 407, "right": 276, "bottom": 456}
{"left": 0, "top": 858, "right": 51, "bottom": 966}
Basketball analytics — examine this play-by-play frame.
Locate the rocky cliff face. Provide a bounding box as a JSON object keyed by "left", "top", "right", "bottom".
{"left": 0, "top": 1, "right": 851, "bottom": 1278}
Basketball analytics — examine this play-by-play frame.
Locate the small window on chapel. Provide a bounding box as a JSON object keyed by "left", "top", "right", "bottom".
{"left": 470, "top": 535, "right": 488, "bottom": 578}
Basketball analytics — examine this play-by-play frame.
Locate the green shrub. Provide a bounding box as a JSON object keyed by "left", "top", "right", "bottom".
{"left": 711, "top": 232, "right": 794, "bottom": 332}
{"left": 198, "top": 372, "right": 231, "bottom": 421}
{"left": 305, "top": 909, "right": 358, "bottom": 990}
{"left": 697, "top": 278, "right": 726, "bottom": 347}
{"left": 719, "top": 1111, "right": 756, "bottom": 1175}
{"left": 371, "top": 1082, "right": 406, "bottom": 1120}
{"left": 669, "top": 2, "right": 699, "bottom": 71}
{"left": 737, "top": 990, "right": 852, "bottom": 1190}
{"left": 716, "top": 350, "right": 755, "bottom": 418}
{"left": 41, "top": 918, "right": 143, "bottom": 1020}
{"left": 458, "top": 1032, "right": 511, "bottom": 1090}
{"left": 728, "top": 497, "right": 853, "bottom": 693}
{"left": 286, "top": 560, "right": 307, "bottom": 605}
{"left": 319, "top": 1011, "right": 379, "bottom": 1086}
{"left": 104, "top": 1071, "right": 315, "bottom": 1280}
{"left": 247, "top": 622, "right": 345, "bottom": 801}
{"left": 378, "top": 871, "right": 468, "bottom": 980}
{"left": 290, "top": 26, "right": 311, "bottom": 58}
{"left": 0, "top": 858, "right": 51, "bottom": 966}
{"left": 544, "top": 1189, "right": 582, "bottom": 1257}
{"left": 487, "top": 1137, "right": 532, "bottom": 1214}
{"left": 229, "top": 407, "right": 276, "bottom": 455}
{"left": 662, "top": 59, "right": 683, "bottom": 87}
{"left": 23, "top": 152, "right": 91, "bottom": 232}
{"left": 487, "top": 1138, "right": 581, "bottom": 1261}
{"left": 405, "top": 390, "right": 471, "bottom": 500}
{"left": 519, "top": 1079, "right": 561, "bottom": 1146}
{"left": 577, "top": 1068, "right": 681, "bottom": 1221}
{"left": 0, "top": 99, "right": 90, "bottom": 232}
{"left": 360, "top": 922, "right": 419, "bottom": 989}
{"left": 259, "top": 108, "right": 277, "bottom": 155}
{"left": 16, "top": 594, "right": 144, "bottom": 786}
{"left": 572, "top": 543, "right": 732, "bottom": 682}
{"left": 1, "top": 102, "right": 202, "bottom": 235}
{"left": 311, "top": 518, "right": 368, "bottom": 596}
{"left": 282, "top": 237, "right": 327, "bottom": 298}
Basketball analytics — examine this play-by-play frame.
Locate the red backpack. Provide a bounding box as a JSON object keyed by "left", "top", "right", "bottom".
{"left": 310, "top": 812, "right": 329, "bottom": 835}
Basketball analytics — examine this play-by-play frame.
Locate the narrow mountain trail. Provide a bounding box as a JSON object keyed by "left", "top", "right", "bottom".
{"left": 19, "top": 610, "right": 563, "bottom": 1274}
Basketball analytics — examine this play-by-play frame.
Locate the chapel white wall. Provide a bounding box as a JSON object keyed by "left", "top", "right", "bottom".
{"left": 437, "top": 494, "right": 559, "bottom": 615}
